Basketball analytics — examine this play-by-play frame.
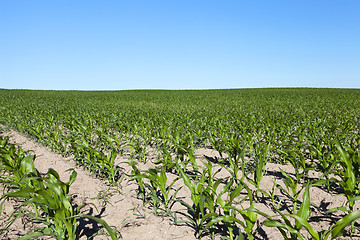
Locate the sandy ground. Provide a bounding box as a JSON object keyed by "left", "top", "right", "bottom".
{"left": 1, "top": 129, "right": 359, "bottom": 239}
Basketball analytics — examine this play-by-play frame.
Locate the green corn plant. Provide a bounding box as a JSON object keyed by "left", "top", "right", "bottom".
{"left": 222, "top": 135, "right": 245, "bottom": 185}
{"left": 225, "top": 133, "right": 244, "bottom": 164}
{"left": 0, "top": 149, "right": 42, "bottom": 192}
{"left": 330, "top": 139, "right": 360, "bottom": 213}
{"left": 0, "top": 143, "right": 27, "bottom": 176}
{"left": 83, "top": 147, "right": 103, "bottom": 176}
{"left": 176, "top": 164, "right": 215, "bottom": 238}
{"left": 183, "top": 159, "right": 245, "bottom": 239}
{"left": 246, "top": 142, "right": 270, "bottom": 199}
{"left": 4, "top": 168, "right": 117, "bottom": 240}
{"left": 141, "top": 167, "right": 181, "bottom": 216}
{"left": 139, "top": 129, "right": 153, "bottom": 159}
{"left": 233, "top": 182, "right": 258, "bottom": 240}
{"left": 212, "top": 204, "right": 258, "bottom": 240}
{"left": 323, "top": 211, "right": 360, "bottom": 239}
{"left": 198, "top": 180, "right": 224, "bottom": 239}
{"left": 260, "top": 210, "right": 360, "bottom": 240}
{"left": 29, "top": 124, "right": 45, "bottom": 142}
{"left": 281, "top": 148, "right": 312, "bottom": 180}
{"left": 324, "top": 139, "right": 360, "bottom": 235}
{"left": 209, "top": 132, "right": 225, "bottom": 161}
{"left": 187, "top": 151, "right": 199, "bottom": 173}
{"left": 153, "top": 147, "right": 176, "bottom": 173}
{"left": 47, "top": 129, "right": 64, "bottom": 153}
{"left": 0, "top": 138, "right": 117, "bottom": 240}
{"left": 127, "top": 160, "right": 146, "bottom": 202}
{"left": 0, "top": 133, "right": 7, "bottom": 145}
{"left": 112, "top": 132, "right": 125, "bottom": 154}
{"left": 124, "top": 133, "right": 136, "bottom": 159}
{"left": 103, "top": 149, "right": 121, "bottom": 184}
{"left": 96, "top": 126, "right": 114, "bottom": 150}
{"left": 204, "top": 212, "right": 245, "bottom": 240}
{"left": 259, "top": 183, "right": 312, "bottom": 240}
{"left": 262, "top": 182, "right": 360, "bottom": 240}
{"left": 275, "top": 168, "right": 306, "bottom": 214}
{"left": 133, "top": 137, "right": 147, "bottom": 162}
{"left": 172, "top": 132, "right": 197, "bottom": 171}
{"left": 81, "top": 147, "right": 121, "bottom": 183}
{"left": 196, "top": 160, "right": 224, "bottom": 238}
{"left": 314, "top": 150, "right": 337, "bottom": 191}
{"left": 205, "top": 179, "right": 258, "bottom": 240}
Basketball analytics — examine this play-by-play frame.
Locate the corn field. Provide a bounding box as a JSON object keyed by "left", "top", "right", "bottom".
{"left": 1, "top": 88, "right": 360, "bottom": 239}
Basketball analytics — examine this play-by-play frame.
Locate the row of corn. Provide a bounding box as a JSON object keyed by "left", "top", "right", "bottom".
{"left": 0, "top": 134, "right": 117, "bottom": 239}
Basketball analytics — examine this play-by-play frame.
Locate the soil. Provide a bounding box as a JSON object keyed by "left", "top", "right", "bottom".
{"left": 1, "top": 129, "right": 359, "bottom": 239}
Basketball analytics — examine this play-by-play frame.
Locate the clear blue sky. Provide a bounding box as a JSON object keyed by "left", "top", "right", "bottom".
{"left": 1, "top": 0, "right": 359, "bottom": 90}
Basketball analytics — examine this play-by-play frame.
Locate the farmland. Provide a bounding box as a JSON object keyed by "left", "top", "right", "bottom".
{"left": 0, "top": 88, "right": 360, "bottom": 239}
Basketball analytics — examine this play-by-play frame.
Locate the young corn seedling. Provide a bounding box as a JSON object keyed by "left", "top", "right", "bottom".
{"left": 205, "top": 179, "right": 259, "bottom": 240}
{"left": 282, "top": 148, "right": 312, "bottom": 180}
{"left": 263, "top": 183, "right": 360, "bottom": 240}
{"left": 0, "top": 140, "right": 117, "bottom": 240}
{"left": 0, "top": 135, "right": 10, "bottom": 147}
{"left": 133, "top": 137, "right": 147, "bottom": 163}
{"left": 4, "top": 168, "right": 117, "bottom": 240}
{"left": 172, "top": 132, "right": 197, "bottom": 171}
{"left": 127, "top": 160, "right": 146, "bottom": 202}
{"left": 259, "top": 183, "right": 312, "bottom": 240}
{"left": 233, "top": 182, "right": 259, "bottom": 240}
{"left": 112, "top": 132, "right": 125, "bottom": 154}
{"left": 142, "top": 167, "right": 181, "bottom": 216}
{"left": 124, "top": 133, "right": 137, "bottom": 160}
{"left": 246, "top": 142, "right": 270, "bottom": 200}
{"left": 314, "top": 150, "right": 337, "bottom": 191}
{"left": 103, "top": 149, "right": 121, "bottom": 184}
{"left": 153, "top": 148, "right": 176, "bottom": 173}
{"left": 209, "top": 132, "right": 226, "bottom": 161}
{"left": 196, "top": 160, "right": 224, "bottom": 238}
{"left": 327, "top": 139, "right": 360, "bottom": 213}
{"left": 223, "top": 135, "right": 245, "bottom": 185}
{"left": 176, "top": 163, "right": 220, "bottom": 238}
{"left": 0, "top": 143, "right": 27, "bottom": 175}
{"left": 225, "top": 133, "right": 244, "bottom": 165}
{"left": 0, "top": 147, "right": 42, "bottom": 192}
{"left": 183, "top": 159, "right": 247, "bottom": 239}
{"left": 275, "top": 168, "right": 306, "bottom": 214}
{"left": 202, "top": 185, "right": 243, "bottom": 240}
{"left": 325, "top": 139, "right": 360, "bottom": 234}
